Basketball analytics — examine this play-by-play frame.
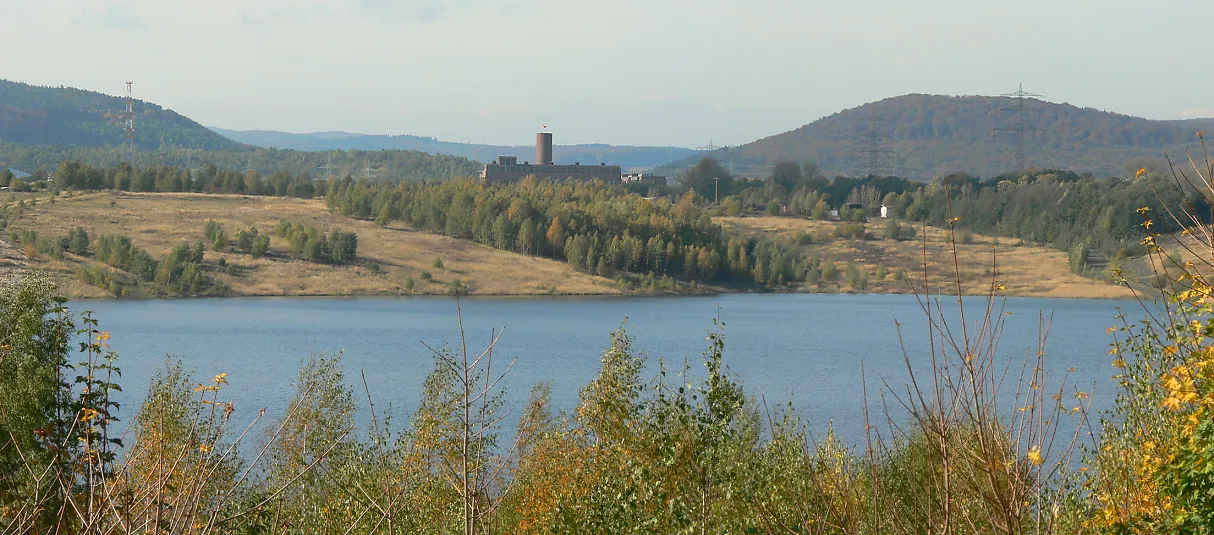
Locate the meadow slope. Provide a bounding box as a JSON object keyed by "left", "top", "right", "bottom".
{"left": 0, "top": 192, "right": 621, "bottom": 297}
{"left": 0, "top": 191, "right": 1136, "bottom": 299}
{"left": 718, "top": 216, "right": 1135, "bottom": 299}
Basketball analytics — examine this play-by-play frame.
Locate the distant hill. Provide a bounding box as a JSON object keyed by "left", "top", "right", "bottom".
{"left": 210, "top": 127, "right": 697, "bottom": 170}
{"left": 656, "top": 94, "right": 1214, "bottom": 179}
{"left": 0, "top": 79, "right": 243, "bottom": 151}
{"left": 0, "top": 80, "right": 481, "bottom": 181}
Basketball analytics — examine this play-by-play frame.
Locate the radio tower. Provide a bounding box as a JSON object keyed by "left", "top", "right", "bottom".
{"left": 995, "top": 83, "right": 1042, "bottom": 172}
{"left": 856, "top": 116, "right": 893, "bottom": 177}
{"left": 124, "top": 81, "right": 135, "bottom": 165}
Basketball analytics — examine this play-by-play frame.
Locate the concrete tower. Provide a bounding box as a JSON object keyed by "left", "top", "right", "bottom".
{"left": 536, "top": 132, "right": 554, "bottom": 166}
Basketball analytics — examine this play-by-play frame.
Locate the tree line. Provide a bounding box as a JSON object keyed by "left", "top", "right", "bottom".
{"left": 325, "top": 175, "right": 806, "bottom": 287}
{"left": 694, "top": 156, "right": 1202, "bottom": 269}
{"left": 2, "top": 143, "right": 481, "bottom": 184}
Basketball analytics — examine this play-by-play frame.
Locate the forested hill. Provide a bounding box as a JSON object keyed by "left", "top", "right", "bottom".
{"left": 210, "top": 127, "right": 697, "bottom": 170}
{"left": 0, "top": 80, "right": 483, "bottom": 181}
{"left": 0, "top": 79, "right": 242, "bottom": 151}
{"left": 659, "top": 94, "right": 1214, "bottom": 179}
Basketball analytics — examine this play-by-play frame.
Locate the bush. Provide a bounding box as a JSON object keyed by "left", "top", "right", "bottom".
{"left": 883, "top": 220, "right": 915, "bottom": 241}
{"left": 59, "top": 227, "right": 90, "bottom": 256}
{"left": 276, "top": 220, "right": 358, "bottom": 264}
{"left": 235, "top": 227, "right": 271, "bottom": 257}
{"left": 833, "top": 223, "right": 866, "bottom": 240}
{"left": 821, "top": 261, "right": 839, "bottom": 281}
{"left": 958, "top": 229, "right": 974, "bottom": 244}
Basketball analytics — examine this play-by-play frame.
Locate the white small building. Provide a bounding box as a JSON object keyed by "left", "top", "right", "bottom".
{"left": 880, "top": 205, "right": 889, "bottom": 218}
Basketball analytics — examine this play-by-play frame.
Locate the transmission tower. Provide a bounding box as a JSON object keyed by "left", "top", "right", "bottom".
{"left": 124, "top": 81, "right": 135, "bottom": 165}
{"left": 995, "top": 83, "right": 1042, "bottom": 173}
{"left": 360, "top": 159, "right": 378, "bottom": 180}
{"left": 317, "top": 153, "right": 339, "bottom": 179}
{"left": 856, "top": 116, "right": 893, "bottom": 177}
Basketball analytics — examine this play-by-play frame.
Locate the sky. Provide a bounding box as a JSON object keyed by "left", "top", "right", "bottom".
{"left": 1, "top": 0, "right": 1211, "bottom": 147}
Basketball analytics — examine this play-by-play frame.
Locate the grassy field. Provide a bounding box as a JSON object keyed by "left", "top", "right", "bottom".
{"left": 0, "top": 192, "right": 622, "bottom": 298}
{"left": 0, "top": 192, "right": 1137, "bottom": 299}
{"left": 718, "top": 216, "right": 1136, "bottom": 299}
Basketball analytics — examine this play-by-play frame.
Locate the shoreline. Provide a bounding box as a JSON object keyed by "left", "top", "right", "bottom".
{"left": 60, "top": 284, "right": 1142, "bottom": 302}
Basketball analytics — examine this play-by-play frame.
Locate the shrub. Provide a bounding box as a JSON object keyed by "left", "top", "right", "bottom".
{"left": 958, "top": 229, "right": 974, "bottom": 244}
{"left": 59, "top": 228, "right": 90, "bottom": 256}
{"left": 235, "top": 227, "right": 270, "bottom": 257}
{"left": 822, "top": 261, "right": 839, "bottom": 281}
{"left": 276, "top": 220, "right": 358, "bottom": 264}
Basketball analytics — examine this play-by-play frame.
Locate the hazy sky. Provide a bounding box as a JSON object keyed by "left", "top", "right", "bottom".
{"left": 1, "top": 0, "right": 1210, "bottom": 147}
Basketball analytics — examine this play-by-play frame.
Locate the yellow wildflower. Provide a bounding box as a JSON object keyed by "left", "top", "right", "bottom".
{"left": 1027, "top": 446, "right": 1044, "bottom": 466}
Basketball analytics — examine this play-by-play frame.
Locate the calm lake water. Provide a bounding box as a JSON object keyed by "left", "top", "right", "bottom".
{"left": 71, "top": 294, "right": 1143, "bottom": 451}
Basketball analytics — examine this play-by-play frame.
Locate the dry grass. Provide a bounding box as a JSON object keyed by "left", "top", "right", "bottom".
{"left": 719, "top": 216, "right": 1134, "bottom": 299}
{"left": 0, "top": 192, "right": 621, "bottom": 298}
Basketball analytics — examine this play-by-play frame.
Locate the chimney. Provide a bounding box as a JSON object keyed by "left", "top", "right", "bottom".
{"left": 536, "top": 132, "right": 553, "bottom": 166}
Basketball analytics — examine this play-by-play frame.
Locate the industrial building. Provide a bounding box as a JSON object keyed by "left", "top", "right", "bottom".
{"left": 621, "top": 173, "right": 667, "bottom": 186}
{"left": 481, "top": 132, "right": 623, "bottom": 184}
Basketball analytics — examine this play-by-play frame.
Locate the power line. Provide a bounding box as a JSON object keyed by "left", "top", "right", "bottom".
{"left": 995, "top": 83, "right": 1042, "bottom": 173}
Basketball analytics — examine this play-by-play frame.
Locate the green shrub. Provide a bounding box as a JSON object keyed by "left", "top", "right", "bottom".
{"left": 275, "top": 220, "right": 357, "bottom": 264}
{"left": 822, "top": 261, "right": 839, "bottom": 281}
{"left": 59, "top": 227, "right": 90, "bottom": 256}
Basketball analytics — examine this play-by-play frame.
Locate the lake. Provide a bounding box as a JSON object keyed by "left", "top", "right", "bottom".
{"left": 72, "top": 293, "right": 1143, "bottom": 452}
